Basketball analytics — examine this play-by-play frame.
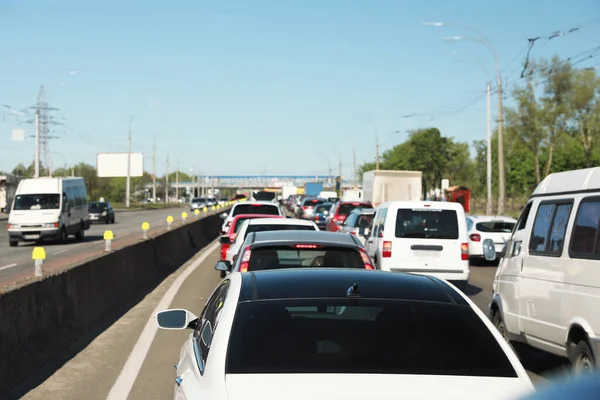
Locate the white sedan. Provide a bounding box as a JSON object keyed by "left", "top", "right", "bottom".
{"left": 467, "top": 215, "right": 516, "bottom": 261}
{"left": 224, "top": 217, "right": 319, "bottom": 265}
{"left": 219, "top": 201, "right": 284, "bottom": 234}
{"left": 156, "top": 268, "right": 534, "bottom": 400}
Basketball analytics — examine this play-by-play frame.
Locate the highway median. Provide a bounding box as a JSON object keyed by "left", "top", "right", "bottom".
{"left": 0, "top": 206, "right": 230, "bottom": 396}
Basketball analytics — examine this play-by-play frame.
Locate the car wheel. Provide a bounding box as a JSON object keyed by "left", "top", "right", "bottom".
{"left": 9, "top": 240, "right": 18, "bottom": 247}
{"left": 60, "top": 227, "right": 68, "bottom": 243}
{"left": 571, "top": 339, "right": 595, "bottom": 373}
{"left": 75, "top": 224, "right": 84, "bottom": 242}
{"left": 112, "top": 216, "right": 115, "bottom": 224}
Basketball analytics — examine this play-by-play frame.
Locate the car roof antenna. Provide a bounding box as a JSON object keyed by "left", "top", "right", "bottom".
{"left": 346, "top": 283, "right": 361, "bottom": 297}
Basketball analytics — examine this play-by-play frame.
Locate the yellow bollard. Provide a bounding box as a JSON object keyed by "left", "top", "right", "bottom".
{"left": 203, "top": 207, "right": 208, "bottom": 212}
{"left": 194, "top": 209, "right": 200, "bottom": 218}
{"left": 167, "top": 215, "right": 174, "bottom": 230}
{"left": 211, "top": 205, "right": 216, "bottom": 211}
{"left": 32, "top": 247, "right": 46, "bottom": 277}
{"left": 142, "top": 222, "right": 150, "bottom": 239}
{"left": 104, "top": 230, "right": 114, "bottom": 252}
{"left": 181, "top": 211, "right": 188, "bottom": 223}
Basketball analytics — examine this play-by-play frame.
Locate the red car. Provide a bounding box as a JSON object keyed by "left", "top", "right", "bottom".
{"left": 326, "top": 200, "right": 372, "bottom": 232}
{"left": 219, "top": 214, "right": 284, "bottom": 260}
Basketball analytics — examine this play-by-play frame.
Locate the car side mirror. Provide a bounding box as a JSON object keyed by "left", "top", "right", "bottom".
{"left": 219, "top": 235, "right": 231, "bottom": 244}
{"left": 363, "top": 228, "right": 370, "bottom": 238}
{"left": 219, "top": 213, "right": 228, "bottom": 220}
{"left": 155, "top": 309, "right": 198, "bottom": 330}
{"left": 286, "top": 215, "right": 291, "bottom": 218}
{"left": 215, "top": 260, "right": 231, "bottom": 272}
{"left": 483, "top": 238, "right": 496, "bottom": 261}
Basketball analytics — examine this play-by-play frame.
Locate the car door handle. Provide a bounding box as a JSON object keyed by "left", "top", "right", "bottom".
{"left": 367, "top": 239, "right": 373, "bottom": 243}
{"left": 175, "top": 376, "right": 183, "bottom": 386}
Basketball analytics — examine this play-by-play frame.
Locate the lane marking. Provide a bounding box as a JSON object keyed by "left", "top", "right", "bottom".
{"left": 106, "top": 240, "right": 220, "bottom": 400}
{"left": 0, "top": 263, "right": 18, "bottom": 272}
{"left": 53, "top": 249, "right": 69, "bottom": 255}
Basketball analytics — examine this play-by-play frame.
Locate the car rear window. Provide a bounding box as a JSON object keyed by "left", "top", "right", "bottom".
{"left": 89, "top": 202, "right": 107, "bottom": 211}
{"left": 302, "top": 198, "right": 324, "bottom": 207}
{"left": 244, "top": 224, "right": 316, "bottom": 239}
{"left": 314, "top": 204, "right": 333, "bottom": 214}
{"left": 226, "top": 299, "right": 517, "bottom": 377}
{"left": 395, "top": 208, "right": 459, "bottom": 239}
{"left": 338, "top": 202, "right": 370, "bottom": 216}
{"left": 476, "top": 221, "right": 515, "bottom": 233}
{"left": 253, "top": 191, "right": 276, "bottom": 201}
{"left": 232, "top": 217, "right": 256, "bottom": 233}
{"left": 233, "top": 204, "right": 280, "bottom": 216}
{"left": 246, "top": 245, "right": 365, "bottom": 270}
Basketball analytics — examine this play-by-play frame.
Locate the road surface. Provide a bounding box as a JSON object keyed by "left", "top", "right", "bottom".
{"left": 0, "top": 207, "right": 204, "bottom": 284}
{"left": 5, "top": 245, "right": 570, "bottom": 400}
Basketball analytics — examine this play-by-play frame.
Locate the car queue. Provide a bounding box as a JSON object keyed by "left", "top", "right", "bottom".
{"left": 154, "top": 166, "right": 600, "bottom": 399}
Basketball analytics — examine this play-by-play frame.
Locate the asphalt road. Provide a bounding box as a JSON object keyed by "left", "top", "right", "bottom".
{"left": 0, "top": 207, "right": 194, "bottom": 283}
{"left": 6, "top": 246, "right": 571, "bottom": 400}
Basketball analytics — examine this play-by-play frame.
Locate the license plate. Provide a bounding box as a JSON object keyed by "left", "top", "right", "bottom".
{"left": 91, "top": 215, "right": 98, "bottom": 219}
{"left": 24, "top": 234, "right": 40, "bottom": 240}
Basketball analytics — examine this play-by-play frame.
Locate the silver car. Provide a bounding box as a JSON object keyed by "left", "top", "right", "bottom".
{"left": 338, "top": 208, "right": 375, "bottom": 245}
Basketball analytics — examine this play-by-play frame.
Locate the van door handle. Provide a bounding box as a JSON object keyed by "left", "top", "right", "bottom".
{"left": 367, "top": 238, "right": 373, "bottom": 243}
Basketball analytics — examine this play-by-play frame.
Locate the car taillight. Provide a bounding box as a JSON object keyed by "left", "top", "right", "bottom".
{"left": 461, "top": 243, "right": 469, "bottom": 260}
{"left": 470, "top": 234, "right": 481, "bottom": 242}
{"left": 359, "top": 248, "right": 374, "bottom": 270}
{"left": 302, "top": 206, "right": 308, "bottom": 210}
{"left": 239, "top": 245, "right": 252, "bottom": 272}
{"left": 294, "top": 244, "right": 320, "bottom": 248}
{"left": 334, "top": 214, "right": 345, "bottom": 220}
{"left": 382, "top": 241, "right": 392, "bottom": 258}
{"left": 349, "top": 230, "right": 356, "bottom": 236}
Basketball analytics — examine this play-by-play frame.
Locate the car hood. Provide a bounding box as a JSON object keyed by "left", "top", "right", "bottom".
{"left": 225, "top": 374, "right": 534, "bottom": 400}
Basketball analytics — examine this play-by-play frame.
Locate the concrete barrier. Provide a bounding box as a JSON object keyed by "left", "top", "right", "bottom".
{"left": 0, "top": 209, "right": 228, "bottom": 396}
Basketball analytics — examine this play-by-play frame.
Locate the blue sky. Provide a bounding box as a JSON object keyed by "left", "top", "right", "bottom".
{"left": 0, "top": 0, "right": 598, "bottom": 179}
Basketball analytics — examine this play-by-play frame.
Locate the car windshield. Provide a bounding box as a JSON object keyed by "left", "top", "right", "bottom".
{"left": 192, "top": 198, "right": 205, "bottom": 203}
{"left": 357, "top": 214, "right": 374, "bottom": 230}
{"left": 395, "top": 208, "right": 459, "bottom": 239}
{"left": 233, "top": 204, "right": 280, "bottom": 216}
{"left": 246, "top": 245, "right": 365, "bottom": 270}
{"left": 338, "top": 203, "right": 370, "bottom": 215}
{"left": 476, "top": 221, "right": 515, "bottom": 233}
{"left": 89, "top": 202, "right": 108, "bottom": 212}
{"left": 232, "top": 217, "right": 259, "bottom": 233}
{"left": 244, "top": 224, "right": 316, "bottom": 239}
{"left": 226, "top": 299, "right": 517, "bottom": 377}
{"left": 13, "top": 194, "right": 60, "bottom": 210}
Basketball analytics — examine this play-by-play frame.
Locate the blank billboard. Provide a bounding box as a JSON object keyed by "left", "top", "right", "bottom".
{"left": 97, "top": 152, "right": 144, "bottom": 178}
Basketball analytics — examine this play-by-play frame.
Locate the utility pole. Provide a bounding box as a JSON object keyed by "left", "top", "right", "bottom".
{"left": 175, "top": 162, "right": 179, "bottom": 202}
{"left": 497, "top": 75, "right": 505, "bottom": 215}
{"left": 34, "top": 94, "right": 40, "bottom": 178}
{"left": 125, "top": 116, "right": 133, "bottom": 208}
{"left": 165, "top": 154, "right": 170, "bottom": 203}
{"left": 352, "top": 147, "right": 357, "bottom": 189}
{"left": 375, "top": 137, "right": 380, "bottom": 170}
{"left": 486, "top": 82, "right": 493, "bottom": 216}
{"left": 152, "top": 139, "right": 157, "bottom": 203}
{"left": 338, "top": 158, "right": 343, "bottom": 198}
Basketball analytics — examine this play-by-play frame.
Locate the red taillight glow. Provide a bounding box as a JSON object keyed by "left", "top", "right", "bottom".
{"left": 360, "top": 248, "right": 374, "bottom": 270}
{"left": 251, "top": 204, "right": 262, "bottom": 206}
{"left": 470, "top": 233, "right": 481, "bottom": 242}
{"left": 461, "top": 243, "right": 469, "bottom": 260}
{"left": 349, "top": 230, "right": 356, "bottom": 236}
{"left": 239, "top": 245, "right": 252, "bottom": 272}
{"left": 294, "top": 244, "right": 319, "bottom": 249}
{"left": 423, "top": 204, "right": 430, "bottom": 207}
{"left": 382, "top": 241, "right": 392, "bottom": 258}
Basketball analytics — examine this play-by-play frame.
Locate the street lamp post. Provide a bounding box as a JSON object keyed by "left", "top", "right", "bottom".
{"left": 451, "top": 51, "right": 493, "bottom": 215}
{"left": 424, "top": 22, "right": 506, "bottom": 214}
{"left": 125, "top": 103, "right": 154, "bottom": 208}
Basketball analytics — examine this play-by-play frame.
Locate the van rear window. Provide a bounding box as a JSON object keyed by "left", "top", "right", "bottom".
{"left": 233, "top": 204, "right": 280, "bottom": 216}
{"left": 395, "top": 208, "right": 459, "bottom": 239}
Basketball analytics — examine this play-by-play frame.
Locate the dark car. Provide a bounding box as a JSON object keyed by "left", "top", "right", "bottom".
{"left": 296, "top": 197, "right": 325, "bottom": 219}
{"left": 215, "top": 230, "right": 374, "bottom": 274}
{"left": 89, "top": 201, "right": 115, "bottom": 224}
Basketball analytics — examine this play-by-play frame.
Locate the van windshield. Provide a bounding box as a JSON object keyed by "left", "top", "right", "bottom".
{"left": 395, "top": 208, "right": 459, "bottom": 239}
{"left": 13, "top": 194, "right": 60, "bottom": 210}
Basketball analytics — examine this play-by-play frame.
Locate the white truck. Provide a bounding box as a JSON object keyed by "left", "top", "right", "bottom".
{"left": 7, "top": 177, "right": 91, "bottom": 246}
{"left": 281, "top": 185, "right": 298, "bottom": 201}
{"left": 362, "top": 170, "right": 422, "bottom": 207}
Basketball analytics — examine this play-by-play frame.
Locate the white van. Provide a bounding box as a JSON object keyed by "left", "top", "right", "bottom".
{"left": 364, "top": 201, "right": 470, "bottom": 281}
{"left": 7, "top": 177, "right": 91, "bottom": 246}
{"left": 489, "top": 167, "right": 600, "bottom": 372}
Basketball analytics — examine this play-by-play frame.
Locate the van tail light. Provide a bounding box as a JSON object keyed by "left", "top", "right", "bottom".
{"left": 239, "top": 245, "right": 252, "bottom": 272}
{"left": 350, "top": 229, "right": 357, "bottom": 236}
{"left": 382, "top": 241, "right": 392, "bottom": 258}
{"left": 470, "top": 234, "right": 481, "bottom": 242}
{"left": 359, "top": 248, "right": 374, "bottom": 270}
{"left": 461, "top": 243, "right": 469, "bottom": 260}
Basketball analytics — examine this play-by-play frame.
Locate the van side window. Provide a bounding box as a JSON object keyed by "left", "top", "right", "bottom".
{"left": 377, "top": 208, "right": 387, "bottom": 237}
{"left": 569, "top": 198, "right": 600, "bottom": 258}
{"left": 74, "top": 186, "right": 84, "bottom": 207}
{"left": 529, "top": 200, "right": 573, "bottom": 257}
{"left": 515, "top": 201, "right": 533, "bottom": 231}
{"left": 66, "top": 188, "right": 76, "bottom": 208}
